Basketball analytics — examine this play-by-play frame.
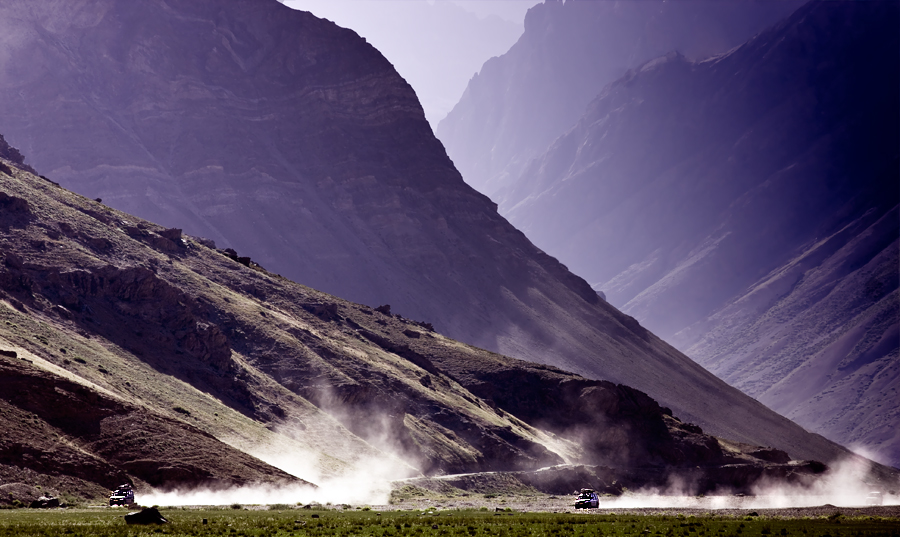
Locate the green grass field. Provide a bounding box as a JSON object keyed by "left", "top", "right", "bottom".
{"left": 0, "top": 508, "right": 898, "bottom": 537}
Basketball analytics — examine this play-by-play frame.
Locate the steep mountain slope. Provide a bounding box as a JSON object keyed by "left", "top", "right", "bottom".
{"left": 283, "top": 0, "right": 523, "bottom": 128}
{"left": 0, "top": 154, "right": 847, "bottom": 501}
{"left": 497, "top": 2, "right": 900, "bottom": 465}
{"left": 0, "top": 0, "right": 863, "bottom": 468}
{"left": 436, "top": 0, "right": 802, "bottom": 199}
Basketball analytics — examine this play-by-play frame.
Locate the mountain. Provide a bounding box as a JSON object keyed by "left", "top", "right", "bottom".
{"left": 0, "top": 154, "right": 844, "bottom": 502}
{"left": 282, "top": 0, "right": 523, "bottom": 128}
{"left": 488, "top": 2, "right": 900, "bottom": 466}
{"left": 0, "top": 0, "right": 866, "bottom": 469}
{"left": 436, "top": 0, "right": 803, "bottom": 199}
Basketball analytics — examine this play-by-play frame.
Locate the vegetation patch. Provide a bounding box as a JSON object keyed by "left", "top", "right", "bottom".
{"left": 0, "top": 509, "right": 897, "bottom": 537}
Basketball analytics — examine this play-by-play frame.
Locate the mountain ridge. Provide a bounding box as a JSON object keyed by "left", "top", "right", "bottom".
{"left": 0, "top": 0, "right": 872, "bottom": 471}
{"left": 436, "top": 0, "right": 804, "bottom": 199}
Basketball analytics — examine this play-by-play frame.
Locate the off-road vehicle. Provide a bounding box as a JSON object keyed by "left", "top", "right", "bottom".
{"left": 109, "top": 484, "right": 135, "bottom": 506}
{"left": 574, "top": 488, "right": 599, "bottom": 509}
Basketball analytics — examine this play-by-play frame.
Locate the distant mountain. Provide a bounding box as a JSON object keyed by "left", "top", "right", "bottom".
{"left": 0, "top": 0, "right": 863, "bottom": 469}
{"left": 0, "top": 155, "right": 846, "bottom": 501}
{"left": 486, "top": 2, "right": 900, "bottom": 466}
{"left": 436, "top": 0, "right": 803, "bottom": 199}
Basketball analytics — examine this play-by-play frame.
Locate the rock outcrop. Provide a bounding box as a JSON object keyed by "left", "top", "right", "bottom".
{"left": 0, "top": 134, "right": 35, "bottom": 174}
{"left": 0, "top": 358, "right": 306, "bottom": 491}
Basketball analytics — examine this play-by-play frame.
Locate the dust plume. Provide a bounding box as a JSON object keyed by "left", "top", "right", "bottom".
{"left": 596, "top": 455, "right": 898, "bottom": 509}
{"left": 140, "top": 450, "right": 417, "bottom": 507}
{"left": 140, "top": 417, "right": 421, "bottom": 507}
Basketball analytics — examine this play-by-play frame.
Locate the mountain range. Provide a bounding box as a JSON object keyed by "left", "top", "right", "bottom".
{"left": 438, "top": 1, "right": 899, "bottom": 467}
{"left": 436, "top": 0, "right": 804, "bottom": 200}
{"left": 0, "top": 0, "right": 887, "bottom": 490}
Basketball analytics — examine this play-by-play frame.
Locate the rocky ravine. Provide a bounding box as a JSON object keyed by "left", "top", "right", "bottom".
{"left": 0, "top": 0, "right": 874, "bottom": 468}
{"left": 491, "top": 1, "right": 899, "bottom": 467}
{"left": 0, "top": 153, "right": 862, "bottom": 502}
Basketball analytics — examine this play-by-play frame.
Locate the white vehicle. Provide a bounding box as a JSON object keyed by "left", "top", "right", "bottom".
{"left": 109, "top": 484, "right": 135, "bottom": 506}
{"left": 865, "top": 491, "right": 883, "bottom": 506}
{"left": 574, "top": 489, "right": 599, "bottom": 509}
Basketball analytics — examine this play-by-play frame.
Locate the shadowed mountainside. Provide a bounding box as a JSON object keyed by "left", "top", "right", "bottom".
{"left": 489, "top": 2, "right": 899, "bottom": 466}
{"left": 0, "top": 157, "right": 857, "bottom": 501}
{"left": 436, "top": 0, "right": 803, "bottom": 199}
{"left": 0, "top": 0, "right": 872, "bottom": 470}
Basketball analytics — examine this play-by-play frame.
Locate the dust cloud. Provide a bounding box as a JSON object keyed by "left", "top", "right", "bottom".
{"left": 141, "top": 418, "right": 421, "bottom": 507}
{"left": 141, "top": 415, "right": 896, "bottom": 509}
{"left": 140, "top": 450, "right": 416, "bottom": 507}
{"left": 598, "top": 456, "right": 898, "bottom": 509}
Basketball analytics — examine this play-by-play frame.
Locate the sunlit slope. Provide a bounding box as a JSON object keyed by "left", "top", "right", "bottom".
{"left": 0, "top": 166, "right": 561, "bottom": 485}
{"left": 3, "top": 158, "right": 839, "bottom": 500}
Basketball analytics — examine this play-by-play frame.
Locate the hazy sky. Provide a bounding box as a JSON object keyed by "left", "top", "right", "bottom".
{"left": 283, "top": 0, "right": 541, "bottom": 128}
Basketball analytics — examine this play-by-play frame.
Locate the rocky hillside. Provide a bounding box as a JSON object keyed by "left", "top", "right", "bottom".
{"left": 0, "top": 0, "right": 868, "bottom": 470}
{"left": 436, "top": 0, "right": 802, "bottom": 199}
{"left": 489, "top": 2, "right": 899, "bottom": 466}
{"left": 0, "top": 155, "right": 848, "bottom": 501}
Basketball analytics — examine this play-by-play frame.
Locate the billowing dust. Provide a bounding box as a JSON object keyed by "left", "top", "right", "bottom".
{"left": 141, "top": 430, "right": 897, "bottom": 509}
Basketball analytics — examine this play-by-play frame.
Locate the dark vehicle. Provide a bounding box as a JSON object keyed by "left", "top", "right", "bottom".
{"left": 109, "top": 484, "right": 135, "bottom": 506}
{"left": 574, "top": 488, "right": 599, "bottom": 509}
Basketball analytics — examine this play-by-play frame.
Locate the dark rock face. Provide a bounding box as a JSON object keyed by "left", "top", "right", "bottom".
{"left": 0, "top": 359, "right": 304, "bottom": 490}
{"left": 0, "top": 0, "right": 874, "bottom": 469}
{"left": 125, "top": 507, "right": 168, "bottom": 525}
{"left": 0, "top": 134, "right": 35, "bottom": 174}
{"left": 0, "top": 259, "right": 247, "bottom": 413}
{"left": 0, "top": 192, "right": 33, "bottom": 229}
{"left": 487, "top": 1, "right": 899, "bottom": 466}
{"left": 436, "top": 0, "right": 803, "bottom": 199}
{"left": 438, "top": 363, "right": 729, "bottom": 469}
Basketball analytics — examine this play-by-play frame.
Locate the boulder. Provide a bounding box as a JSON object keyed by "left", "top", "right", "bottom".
{"left": 158, "top": 228, "right": 183, "bottom": 241}
{"left": 29, "top": 496, "right": 60, "bottom": 509}
{"left": 749, "top": 447, "right": 791, "bottom": 464}
{"left": 304, "top": 303, "right": 340, "bottom": 321}
{"left": 125, "top": 507, "right": 168, "bottom": 525}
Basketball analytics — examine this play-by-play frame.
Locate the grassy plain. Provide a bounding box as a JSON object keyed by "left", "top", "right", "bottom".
{"left": 0, "top": 507, "right": 898, "bottom": 537}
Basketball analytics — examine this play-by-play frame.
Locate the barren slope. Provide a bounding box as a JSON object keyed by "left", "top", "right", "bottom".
{"left": 3, "top": 156, "right": 861, "bottom": 500}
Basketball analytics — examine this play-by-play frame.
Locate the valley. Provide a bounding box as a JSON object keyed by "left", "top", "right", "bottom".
{"left": 0, "top": 0, "right": 895, "bottom": 509}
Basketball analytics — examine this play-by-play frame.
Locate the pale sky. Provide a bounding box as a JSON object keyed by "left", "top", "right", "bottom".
{"left": 282, "top": 0, "right": 541, "bottom": 129}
